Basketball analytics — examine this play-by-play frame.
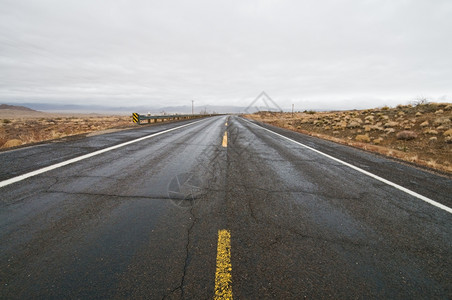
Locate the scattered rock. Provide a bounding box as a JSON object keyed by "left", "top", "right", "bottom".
{"left": 396, "top": 130, "right": 417, "bottom": 140}
{"left": 250, "top": 104, "right": 452, "bottom": 172}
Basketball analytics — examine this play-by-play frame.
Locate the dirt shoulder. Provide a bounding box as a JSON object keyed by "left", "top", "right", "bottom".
{"left": 0, "top": 110, "right": 136, "bottom": 150}
{"left": 245, "top": 102, "right": 452, "bottom": 174}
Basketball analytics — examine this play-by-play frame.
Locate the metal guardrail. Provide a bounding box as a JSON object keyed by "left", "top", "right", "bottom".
{"left": 132, "top": 113, "right": 217, "bottom": 125}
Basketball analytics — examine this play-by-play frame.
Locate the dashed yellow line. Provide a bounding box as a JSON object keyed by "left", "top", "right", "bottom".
{"left": 214, "top": 229, "right": 232, "bottom": 299}
{"left": 222, "top": 131, "right": 228, "bottom": 148}
{"left": 225, "top": 122, "right": 228, "bottom": 126}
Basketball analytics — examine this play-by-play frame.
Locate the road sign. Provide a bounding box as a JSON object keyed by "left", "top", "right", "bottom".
{"left": 132, "top": 113, "right": 139, "bottom": 123}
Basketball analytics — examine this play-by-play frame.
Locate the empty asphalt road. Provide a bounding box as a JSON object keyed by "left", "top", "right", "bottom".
{"left": 1, "top": 115, "right": 451, "bottom": 299}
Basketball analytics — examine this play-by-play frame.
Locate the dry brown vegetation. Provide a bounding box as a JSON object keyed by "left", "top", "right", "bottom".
{"left": 245, "top": 102, "right": 452, "bottom": 174}
{"left": 0, "top": 109, "right": 134, "bottom": 149}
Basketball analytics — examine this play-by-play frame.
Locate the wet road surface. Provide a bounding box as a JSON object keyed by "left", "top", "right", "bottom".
{"left": 1, "top": 115, "right": 451, "bottom": 299}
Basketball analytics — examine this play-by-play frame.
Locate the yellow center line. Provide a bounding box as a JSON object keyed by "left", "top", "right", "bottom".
{"left": 222, "top": 131, "right": 228, "bottom": 147}
{"left": 225, "top": 122, "right": 228, "bottom": 126}
{"left": 214, "top": 229, "right": 233, "bottom": 299}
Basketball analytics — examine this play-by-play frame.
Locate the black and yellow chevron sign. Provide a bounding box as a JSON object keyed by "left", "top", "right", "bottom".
{"left": 132, "top": 113, "right": 139, "bottom": 123}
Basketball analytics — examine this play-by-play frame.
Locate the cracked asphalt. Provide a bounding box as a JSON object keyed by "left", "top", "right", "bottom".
{"left": 1, "top": 115, "right": 451, "bottom": 299}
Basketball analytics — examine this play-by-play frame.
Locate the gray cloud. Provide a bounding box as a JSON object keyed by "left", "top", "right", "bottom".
{"left": 1, "top": 0, "right": 451, "bottom": 110}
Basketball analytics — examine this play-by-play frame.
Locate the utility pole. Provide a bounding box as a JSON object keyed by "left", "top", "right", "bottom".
{"left": 192, "top": 100, "right": 194, "bottom": 115}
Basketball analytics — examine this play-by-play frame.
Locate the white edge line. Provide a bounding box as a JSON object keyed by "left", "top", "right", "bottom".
{"left": 0, "top": 119, "right": 206, "bottom": 189}
{"left": 244, "top": 118, "right": 452, "bottom": 214}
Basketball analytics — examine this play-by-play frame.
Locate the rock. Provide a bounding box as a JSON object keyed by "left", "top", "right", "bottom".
{"left": 429, "top": 137, "right": 438, "bottom": 142}
{"left": 2, "top": 139, "right": 22, "bottom": 148}
{"left": 420, "top": 121, "right": 429, "bottom": 127}
{"left": 355, "top": 134, "right": 370, "bottom": 143}
{"left": 435, "top": 109, "right": 444, "bottom": 114}
{"left": 396, "top": 130, "right": 417, "bottom": 140}
{"left": 446, "top": 136, "right": 452, "bottom": 143}
{"left": 415, "top": 112, "right": 422, "bottom": 117}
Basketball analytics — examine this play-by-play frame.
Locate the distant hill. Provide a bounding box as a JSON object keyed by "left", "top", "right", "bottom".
{"left": 0, "top": 104, "right": 37, "bottom": 111}
{"left": 2, "top": 102, "right": 290, "bottom": 114}
{"left": 4, "top": 103, "right": 254, "bottom": 114}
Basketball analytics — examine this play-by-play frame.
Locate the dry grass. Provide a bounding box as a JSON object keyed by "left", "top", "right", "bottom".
{"left": 0, "top": 110, "right": 135, "bottom": 149}
{"left": 245, "top": 102, "right": 452, "bottom": 174}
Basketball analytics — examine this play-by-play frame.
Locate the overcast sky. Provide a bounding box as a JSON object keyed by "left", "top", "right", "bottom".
{"left": 1, "top": 0, "right": 451, "bottom": 110}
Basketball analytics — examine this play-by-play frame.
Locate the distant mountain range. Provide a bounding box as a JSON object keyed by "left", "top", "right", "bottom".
{"left": 0, "top": 104, "right": 37, "bottom": 111}
{"left": 1, "top": 103, "right": 271, "bottom": 114}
